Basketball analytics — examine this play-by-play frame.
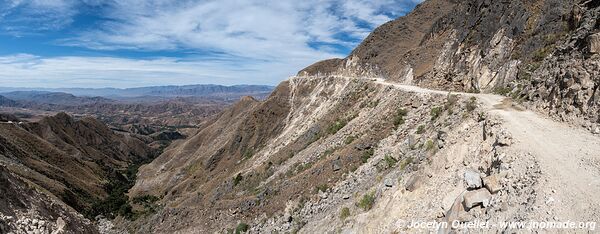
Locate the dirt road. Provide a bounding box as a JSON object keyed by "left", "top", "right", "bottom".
{"left": 369, "top": 76, "right": 600, "bottom": 224}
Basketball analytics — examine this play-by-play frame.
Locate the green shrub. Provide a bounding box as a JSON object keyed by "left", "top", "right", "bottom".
{"left": 243, "top": 149, "right": 254, "bottom": 159}
{"left": 233, "top": 173, "right": 243, "bottom": 186}
{"left": 315, "top": 184, "right": 328, "bottom": 193}
{"left": 296, "top": 162, "right": 314, "bottom": 173}
{"left": 393, "top": 108, "right": 409, "bottom": 128}
{"left": 384, "top": 154, "right": 397, "bottom": 168}
{"left": 235, "top": 223, "right": 249, "bottom": 234}
{"left": 399, "top": 157, "right": 413, "bottom": 170}
{"left": 323, "top": 148, "right": 335, "bottom": 157}
{"left": 84, "top": 161, "right": 151, "bottom": 220}
{"left": 492, "top": 86, "right": 512, "bottom": 96}
{"left": 340, "top": 207, "right": 351, "bottom": 220}
{"left": 416, "top": 125, "right": 425, "bottom": 134}
{"left": 361, "top": 148, "right": 375, "bottom": 163}
{"left": 131, "top": 195, "right": 160, "bottom": 216}
{"left": 328, "top": 119, "right": 348, "bottom": 134}
{"left": 425, "top": 139, "right": 435, "bottom": 151}
{"left": 357, "top": 192, "right": 376, "bottom": 211}
{"left": 344, "top": 135, "right": 356, "bottom": 144}
{"left": 430, "top": 107, "right": 442, "bottom": 120}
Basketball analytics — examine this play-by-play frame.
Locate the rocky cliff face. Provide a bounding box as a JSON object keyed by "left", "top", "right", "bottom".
{"left": 524, "top": 0, "right": 600, "bottom": 127}
{"left": 301, "top": 0, "right": 600, "bottom": 128}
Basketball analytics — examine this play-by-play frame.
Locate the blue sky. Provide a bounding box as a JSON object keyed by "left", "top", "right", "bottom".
{"left": 0, "top": 0, "right": 421, "bottom": 88}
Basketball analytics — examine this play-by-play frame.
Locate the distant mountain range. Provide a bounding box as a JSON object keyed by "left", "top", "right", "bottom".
{"left": 1, "top": 91, "right": 113, "bottom": 106}
{"left": 0, "top": 84, "right": 274, "bottom": 99}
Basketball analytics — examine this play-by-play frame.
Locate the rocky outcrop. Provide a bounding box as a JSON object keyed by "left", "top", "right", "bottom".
{"left": 522, "top": 2, "right": 600, "bottom": 128}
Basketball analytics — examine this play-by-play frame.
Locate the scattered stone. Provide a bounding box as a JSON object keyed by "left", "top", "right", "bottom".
{"left": 463, "top": 188, "right": 492, "bottom": 209}
{"left": 464, "top": 169, "right": 482, "bottom": 189}
{"left": 384, "top": 178, "right": 394, "bottom": 187}
{"left": 342, "top": 194, "right": 350, "bottom": 199}
{"left": 406, "top": 134, "right": 417, "bottom": 149}
{"left": 332, "top": 160, "right": 341, "bottom": 171}
{"left": 588, "top": 33, "right": 600, "bottom": 54}
{"left": 318, "top": 190, "right": 328, "bottom": 199}
{"left": 592, "top": 126, "right": 600, "bottom": 135}
{"left": 354, "top": 143, "right": 373, "bottom": 151}
{"left": 482, "top": 175, "right": 502, "bottom": 194}
{"left": 496, "top": 130, "right": 512, "bottom": 146}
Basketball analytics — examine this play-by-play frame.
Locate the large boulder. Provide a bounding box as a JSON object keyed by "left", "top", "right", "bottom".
{"left": 482, "top": 175, "right": 502, "bottom": 194}
{"left": 464, "top": 169, "right": 482, "bottom": 189}
{"left": 463, "top": 188, "right": 493, "bottom": 209}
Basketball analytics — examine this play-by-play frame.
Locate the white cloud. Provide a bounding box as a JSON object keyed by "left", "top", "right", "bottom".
{"left": 0, "top": 0, "right": 421, "bottom": 87}
{"left": 0, "top": 0, "right": 77, "bottom": 35}
{"left": 0, "top": 53, "right": 330, "bottom": 88}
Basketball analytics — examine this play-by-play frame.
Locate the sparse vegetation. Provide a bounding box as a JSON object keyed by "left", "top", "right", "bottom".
{"left": 243, "top": 149, "right": 254, "bottom": 159}
{"left": 393, "top": 108, "right": 408, "bottom": 128}
{"left": 84, "top": 159, "right": 155, "bottom": 220}
{"left": 295, "top": 162, "right": 314, "bottom": 173}
{"left": 361, "top": 148, "right": 375, "bottom": 163}
{"left": 131, "top": 195, "right": 160, "bottom": 216}
{"left": 233, "top": 173, "right": 243, "bottom": 186}
{"left": 328, "top": 119, "right": 348, "bottom": 134}
{"left": 416, "top": 125, "right": 425, "bottom": 134}
{"left": 235, "top": 222, "right": 249, "bottom": 234}
{"left": 322, "top": 148, "right": 336, "bottom": 158}
{"left": 425, "top": 139, "right": 435, "bottom": 151}
{"left": 399, "top": 156, "right": 413, "bottom": 170}
{"left": 357, "top": 192, "right": 376, "bottom": 211}
{"left": 315, "top": 184, "right": 329, "bottom": 193}
{"left": 430, "top": 106, "right": 442, "bottom": 120}
{"left": 340, "top": 207, "right": 351, "bottom": 220}
{"left": 344, "top": 135, "right": 356, "bottom": 144}
{"left": 384, "top": 154, "right": 397, "bottom": 168}
{"left": 493, "top": 86, "right": 512, "bottom": 96}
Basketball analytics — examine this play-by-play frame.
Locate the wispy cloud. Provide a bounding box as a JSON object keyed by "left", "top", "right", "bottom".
{"left": 0, "top": 0, "right": 78, "bottom": 36}
{"left": 0, "top": 53, "right": 331, "bottom": 88}
{"left": 0, "top": 0, "right": 422, "bottom": 87}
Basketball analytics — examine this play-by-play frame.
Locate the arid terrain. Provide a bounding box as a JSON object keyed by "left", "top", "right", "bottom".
{"left": 1, "top": 0, "right": 600, "bottom": 233}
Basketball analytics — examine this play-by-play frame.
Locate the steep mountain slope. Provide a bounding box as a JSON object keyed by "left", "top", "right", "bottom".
{"left": 116, "top": 0, "right": 600, "bottom": 233}
{"left": 0, "top": 165, "right": 98, "bottom": 233}
{"left": 301, "top": 0, "right": 600, "bottom": 129}
{"left": 122, "top": 74, "right": 481, "bottom": 233}
{"left": 0, "top": 113, "right": 156, "bottom": 232}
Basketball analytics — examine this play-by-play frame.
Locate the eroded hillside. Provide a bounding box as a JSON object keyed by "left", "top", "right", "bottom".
{"left": 117, "top": 0, "right": 600, "bottom": 233}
